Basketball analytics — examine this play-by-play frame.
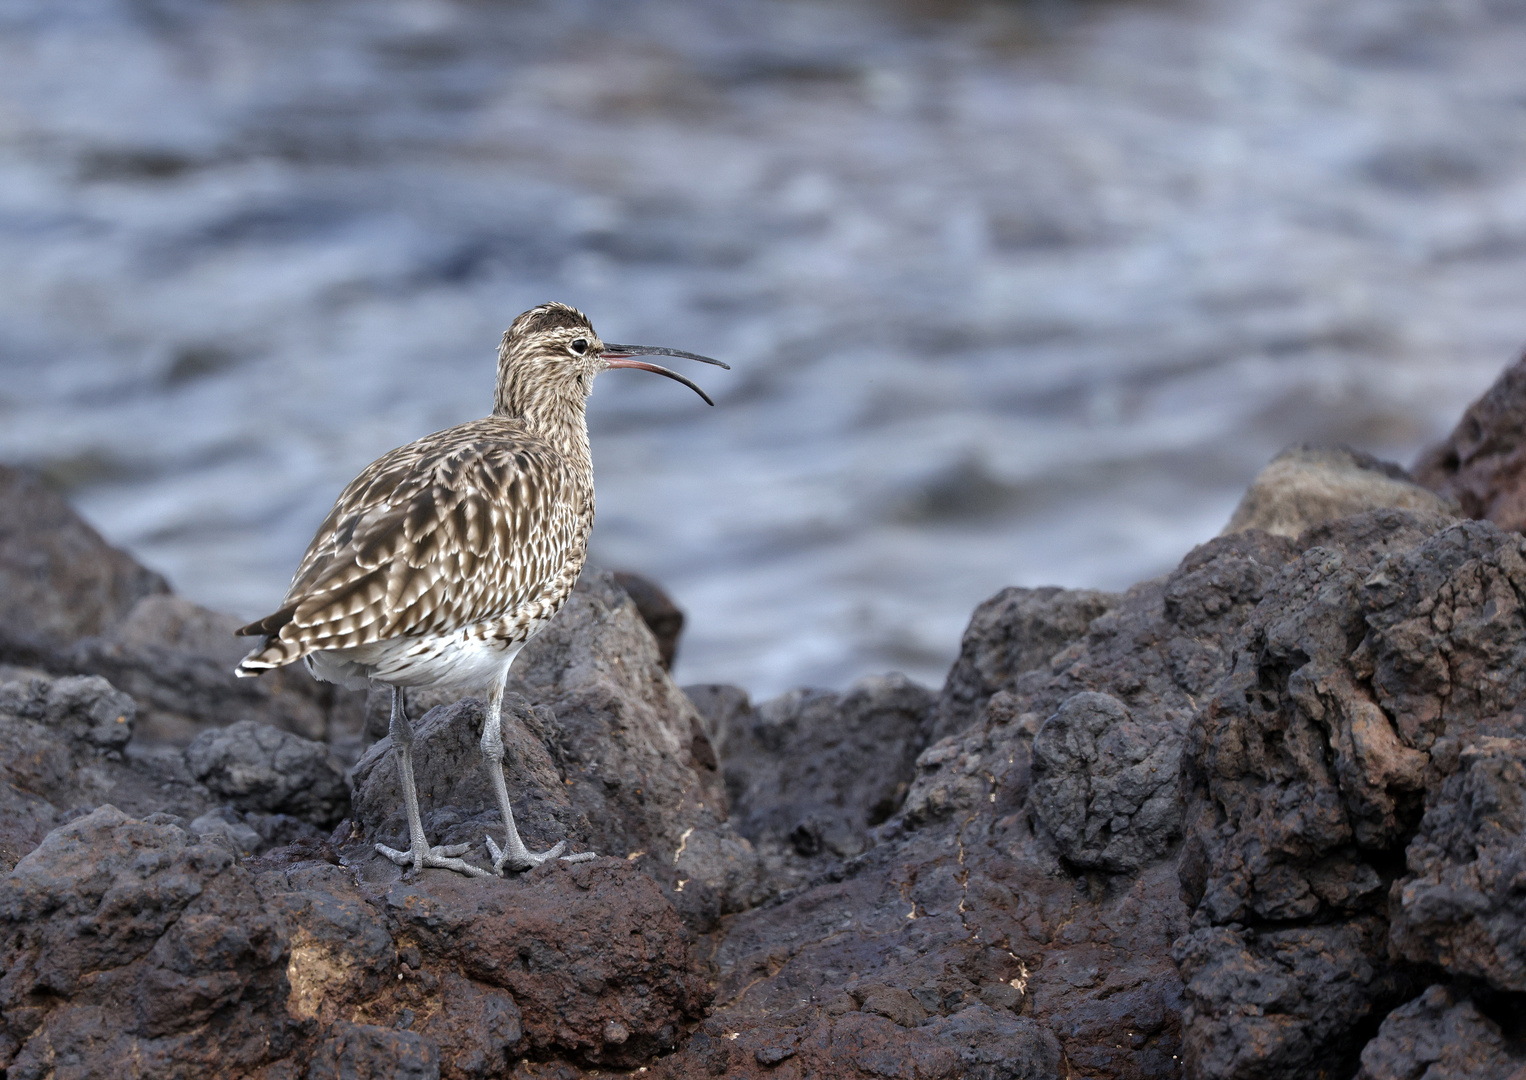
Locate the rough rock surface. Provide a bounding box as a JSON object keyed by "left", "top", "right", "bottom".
{"left": 610, "top": 570, "right": 685, "bottom": 671}
{"left": 0, "top": 672, "right": 210, "bottom": 872}
{"left": 1415, "top": 350, "right": 1526, "bottom": 533}
{"left": 0, "top": 465, "right": 364, "bottom": 748}
{"left": 186, "top": 719, "right": 349, "bottom": 827}
{"left": 694, "top": 674, "right": 937, "bottom": 889}
{"left": 348, "top": 570, "right": 761, "bottom": 930}
{"left": 1222, "top": 443, "right": 1457, "bottom": 538}
{"left": 654, "top": 526, "right": 1312, "bottom": 1080}
{"left": 64, "top": 594, "right": 359, "bottom": 747}
{"left": 1030, "top": 691, "right": 1183, "bottom": 873}
{"left": 0, "top": 806, "right": 709, "bottom": 1078}
{"left": 15, "top": 444, "right": 1526, "bottom": 1077}
{"left": 1355, "top": 984, "right": 1526, "bottom": 1080}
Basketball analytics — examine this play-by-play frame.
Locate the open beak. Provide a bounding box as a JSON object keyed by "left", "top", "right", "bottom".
{"left": 600, "top": 344, "right": 730, "bottom": 406}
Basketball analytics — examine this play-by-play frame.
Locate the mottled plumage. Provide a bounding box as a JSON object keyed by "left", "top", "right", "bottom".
{"left": 236, "top": 421, "right": 590, "bottom": 686}
{"left": 233, "top": 302, "right": 725, "bottom": 877}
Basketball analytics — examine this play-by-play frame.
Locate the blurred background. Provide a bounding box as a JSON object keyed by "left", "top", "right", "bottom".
{"left": 1, "top": 0, "right": 1524, "bottom": 697}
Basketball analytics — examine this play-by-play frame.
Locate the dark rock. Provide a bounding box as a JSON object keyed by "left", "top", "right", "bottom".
{"left": 185, "top": 719, "right": 349, "bottom": 827}
{"left": 351, "top": 694, "right": 595, "bottom": 866}
{"left": 932, "top": 585, "right": 1120, "bottom": 741}
{"left": 1222, "top": 444, "right": 1457, "bottom": 538}
{"left": 368, "top": 859, "right": 707, "bottom": 1067}
{"left": 1173, "top": 919, "right": 1410, "bottom": 1080}
{"left": 683, "top": 682, "right": 750, "bottom": 758}
{"left": 0, "top": 805, "right": 709, "bottom": 1078}
{"left": 0, "top": 464, "right": 365, "bottom": 749}
{"left": 611, "top": 569, "right": 685, "bottom": 670}
{"left": 1388, "top": 736, "right": 1526, "bottom": 990}
{"left": 1355, "top": 984, "right": 1526, "bottom": 1080}
{"left": 307, "top": 1022, "right": 441, "bottom": 1080}
{"left": 64, "top": 594, "right": 357, "bottom": 747}
{"left": 0, "top": 671, "right": 136, "bottom": 752}
{"left": 657, "top": 529, "right": 1309, "bottom": 1079}
{"left": 1414, "top": 350, "right": 1526, "bottom": 533}
{"left": 1174, "top": 510, "right": 1526, "bottom": 1079}
{"left": 0, "top": 672, "right": 216, "bottom": 872}
{"left": 655, "top": 1005, "right": 1063, "bottom": 1080}
{"left": 0, "top": 806, "right": 297, "bottom": 1078}
{"left": 0, "top": 464, "right": 168, "bottom": 662}
{"left": 1030, "top": 691, "right": 1184, "bottom": 872}
{"left": 717, "top": 674, "right": 936, "bottom": 885}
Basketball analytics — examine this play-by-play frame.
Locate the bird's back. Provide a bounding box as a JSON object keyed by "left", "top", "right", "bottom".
{"left": 236, "top": 415, "right": 593, "bottom": 674}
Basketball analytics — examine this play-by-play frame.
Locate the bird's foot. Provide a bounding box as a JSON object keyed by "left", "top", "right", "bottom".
{"left": 375, "top": 840, "right": 493, "bottom": 879}
{"left": 486, "top": 834, "right": 598, "bottom": 875}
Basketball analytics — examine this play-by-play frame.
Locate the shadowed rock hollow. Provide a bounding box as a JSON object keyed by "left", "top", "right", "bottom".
{"left": 6, "top": 432, "right": 1526, "bottom": 1077}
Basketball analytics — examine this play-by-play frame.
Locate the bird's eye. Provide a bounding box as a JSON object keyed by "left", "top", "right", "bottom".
{"left": 569, "top": 338, "right": 589, "bottom": 355}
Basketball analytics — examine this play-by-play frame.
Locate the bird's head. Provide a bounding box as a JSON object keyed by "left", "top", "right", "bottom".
{"left": 494, "top": 302, "right": 727, "bottom": 420}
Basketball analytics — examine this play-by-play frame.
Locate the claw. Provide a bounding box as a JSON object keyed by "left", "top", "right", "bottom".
{"left": 375, "top": 841, "right": 493, "bottom": 879}
{"left": 486, "top": 834, "right": 594, "bottom": 875}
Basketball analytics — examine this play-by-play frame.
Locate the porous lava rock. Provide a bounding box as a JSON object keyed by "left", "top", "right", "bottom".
{"left": 348, "top": 569, "right": 762, "bottom": 931}
{"left": 16, "top": 435, "right": 1526, "bottom": 1077}
{"left": 656, "top": 526, "right": 1311, "bottom": 1080}
{"left": 610, "top": 569, "right": 685, "bottom": 670}
{"left": 0, "top": 806, "right": 709, "bottom": 1078}
{"left": 694, "top": 673, "right": 937, "bottom": 890}
{"left": 1029, "top": 691, "right": 1183, "bottom": 873}
{"left": 0, "top": 806, "right": 298, "bottom": 1078}
{"left": 1355, "top": 984, "right": 1526, "bottom": 1080}
{"left": 185, "top": 719, "right": 349, "bottom": 827}
{"left": 0, "top": 464, "right": 364, "bottom": 748}
{"left": 0, "top": 672, "right": 214, "bottom": 872}
{"left": 1174, "top": 511, "right": 1526, "bottom": 1080}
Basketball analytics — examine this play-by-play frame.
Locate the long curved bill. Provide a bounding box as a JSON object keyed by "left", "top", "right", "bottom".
{"left": 600, "top": 344, "right": 729, "bottom": 406}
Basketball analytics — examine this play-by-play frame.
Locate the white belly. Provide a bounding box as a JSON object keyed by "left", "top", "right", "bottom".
{"left": 305, "top": 630, "right": 526, "bottom": 692}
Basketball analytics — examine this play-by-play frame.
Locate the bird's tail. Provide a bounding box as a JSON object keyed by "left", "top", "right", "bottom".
{"left": 234, "top": 637, "right": 305, "bottom": 678}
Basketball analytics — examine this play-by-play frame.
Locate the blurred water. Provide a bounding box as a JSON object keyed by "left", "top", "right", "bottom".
{"left": 2, "top": 0, "right": 1525, "bottom": 696}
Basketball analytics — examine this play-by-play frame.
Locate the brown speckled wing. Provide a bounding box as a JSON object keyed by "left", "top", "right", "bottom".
{"left": 242, "top": 419, "right": 583, "bottom": 661}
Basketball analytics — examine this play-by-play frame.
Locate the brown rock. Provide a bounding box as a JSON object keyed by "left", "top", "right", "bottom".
{"left": 0, "top": 805, "right": 710, "bottom": 1079}
{"left": 1388, "top": 736, "right": 1526, "bottom": 990}
{"left": 65, "top": 594, "right": 356, "bottom": 746}
{"left": 1222, "top": 444, "right": 1456, "bottom": 539}
{"left": 0, "top": 807, "right": 298, "bottom": 1078}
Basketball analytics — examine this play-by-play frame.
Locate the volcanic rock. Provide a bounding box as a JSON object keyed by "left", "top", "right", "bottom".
{"left": 611, "top": 569, "right": 685, "bottom": 670}
{"left": 0, "top": 806, "right": 709, "bottom": 1078}
{"left": 1355, "top": 984, "right": 1526, "bottom": 1080}
{"left": 1222, "top": 443, "right": 1456, "bottom": 538}
{"left": 698, "top": 673, "right": 937, "bottom": 889}
{"left": 0, "top": 464, "right": 168, "bottom": 663}
{"left": 185, "top": 719, "right": 349, "bottom": 827}
{"left": 1414, "top": 350, "right": 1526, "bottom": 532}
{"left": 350, "top": 569, "right": 761, "bottom": 930}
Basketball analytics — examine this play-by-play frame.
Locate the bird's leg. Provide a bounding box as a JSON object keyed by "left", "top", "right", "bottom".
{"left": 375, "top": 687, "right": 491, "bottom": 878}
{"left": 482, "top": 674, "right": 596, "bottom": 874}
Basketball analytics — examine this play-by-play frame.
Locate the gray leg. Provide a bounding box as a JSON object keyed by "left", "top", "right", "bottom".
{"left": 481, "top": 672, "right": 596, "bottom": 874}
{"left": 375, "top": 687, "right": 491, "bottom": 878}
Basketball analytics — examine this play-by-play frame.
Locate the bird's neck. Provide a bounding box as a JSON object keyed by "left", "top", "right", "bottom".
{"left": 494, "top": 384, "right": 593, "bottom": 473}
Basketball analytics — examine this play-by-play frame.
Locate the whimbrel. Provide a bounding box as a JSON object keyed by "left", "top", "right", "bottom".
{"left": 234, "top": 303, "right": 726, "bottom": 877}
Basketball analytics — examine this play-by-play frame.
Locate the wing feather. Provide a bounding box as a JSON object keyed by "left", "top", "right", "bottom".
{"left": 237, "top": 420, "right": 586, "bottom": 662}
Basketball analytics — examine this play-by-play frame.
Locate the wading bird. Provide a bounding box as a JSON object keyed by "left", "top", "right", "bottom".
{"left": 234, "top": 303, "right": 726, "bottom": 876}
